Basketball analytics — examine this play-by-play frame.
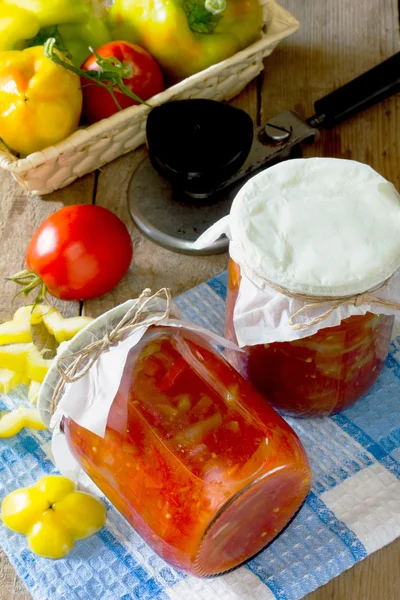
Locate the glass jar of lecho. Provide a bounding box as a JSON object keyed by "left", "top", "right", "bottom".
{"left": 226, "top": 259, "right": 394, "bottom": 416}
{"left": 44, "top": 294, "right": 312, "bottom": 576}
{"left": 197, "top": 158, "right": 400, "bottom": 417}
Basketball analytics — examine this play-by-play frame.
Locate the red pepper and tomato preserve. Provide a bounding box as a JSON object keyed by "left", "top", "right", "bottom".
{"left": 64, "top": 325, "right": 312, "bottom": 575}
{"left": 226, "top": 261, "right": 394, "bottom": 418}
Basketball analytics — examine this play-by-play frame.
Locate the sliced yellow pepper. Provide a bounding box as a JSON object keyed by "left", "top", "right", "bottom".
{"left": 0, "top": 304, "right": 92, "bottom": 398}
{"left": 0, "top": 343, "right": 32, "bottom": 374}
{"left": 0, "top": 343, "right": 52, "bottom": 383}
{"left": 0, "top": 304, "right": 50, "bottom": 345}
{"left": 0, "top": 306, "right": 32, "bottom": 345}
{"left": 41, "top": 309, "right": 93, "bottom": 343}
{"left": 15, "top": 304, "right": 50, "bottom": 326}
{"left": 28, "top": 380, "right": 41, "bottom": 404}
{"left": 1, "top": 475, "right": 107, "bottom": 559}
{"left": 25, "top": 346, "right": 52, "bottom": 383}
{"left": 0, "top": 406, "right": 46, "bottom": 437}
{"left": 0, "top": 304, "right": 92, "bottom": 345}
{"left": 0, "top": 369, "right": 29, "bottom": 394}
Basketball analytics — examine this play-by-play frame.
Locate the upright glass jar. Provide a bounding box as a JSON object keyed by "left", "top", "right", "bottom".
{"left": 226, "top": 260, "right": 394, "bottom": 417}
{"left": 63, "top": 324, "right": 312, "bottom": 576}
{"left": 217, "top": 158, "right": 400, "bottom": 417}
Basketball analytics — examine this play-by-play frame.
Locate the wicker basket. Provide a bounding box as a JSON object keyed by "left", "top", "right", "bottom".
{"left": 0, "top": 0, "right": 299, "bottom": 195}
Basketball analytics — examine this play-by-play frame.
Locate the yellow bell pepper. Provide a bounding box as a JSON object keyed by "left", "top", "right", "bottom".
{"left": 0, "top": 405, "right": 45, "bottom": 437}
{"left": 108, "top": 0, "right": 263, "bottom": 82}
{"left": 0, "top": 343, "right": 52, "bottom": 383}
{"left": 0, "top": 5, "right": 40, "bottom": 52}
{"left": 1, "top": 475, "right": 106, "bottom": 559}
{"left": 0, "top": 45, "right": 82, "bottom": 156}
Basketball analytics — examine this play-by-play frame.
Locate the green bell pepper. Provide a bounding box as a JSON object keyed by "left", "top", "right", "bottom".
{"left": 108, "top": 0, "right": 263, "bottom": 82}
{"left": 3, "top": 0, "right": 112, "bottom": 68}
{"left": 58, "top": 16, "right": 111, "bottom": 67}
{"left": 1, "top": 0, "right": 91, "bottom": 27}
{"left": 0, "top": 5, "right": 40, "bottom": 52}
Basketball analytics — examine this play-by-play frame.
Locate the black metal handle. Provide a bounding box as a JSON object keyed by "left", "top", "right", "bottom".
{"left": 309, "top": 52, "right": 400, "bottom": 129}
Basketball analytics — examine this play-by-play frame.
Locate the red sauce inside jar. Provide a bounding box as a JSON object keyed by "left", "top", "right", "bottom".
{"left": 64, "top": 325, "right": 312, "bottom": 575}
{"left": 225, "top": 260, "right": 394, "bottom": 417}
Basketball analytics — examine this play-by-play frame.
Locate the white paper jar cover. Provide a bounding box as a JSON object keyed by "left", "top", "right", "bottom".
{"left": 38, "top": 296, "right": 238, "bottom": 430}
{"left": 195, "top": 158, "right": 400, "bottom": 345}
{"left": 37, "top": 294, "right": 239, "bottom": 483}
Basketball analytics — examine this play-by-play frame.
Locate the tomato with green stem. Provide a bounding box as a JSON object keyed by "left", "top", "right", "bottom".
{"left": 44, "top": 37, "right": 164, "bottom": 124}
{"left": 8, "top": 205, "right": 133, "bottom": 302}
{"left": 81, "top": 41, "right": 164, "bottom": 123}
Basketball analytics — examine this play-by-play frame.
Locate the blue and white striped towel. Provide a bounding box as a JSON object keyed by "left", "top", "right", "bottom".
{"left": 0, "top": 271, "right": 399, "bottom": 600}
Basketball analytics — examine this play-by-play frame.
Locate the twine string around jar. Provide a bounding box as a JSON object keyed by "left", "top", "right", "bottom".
{"left": 50, "top": 288, "right": 172, "bottom": 416}
{"left": 253, "top": 274, "right": 400, "bottom": 330}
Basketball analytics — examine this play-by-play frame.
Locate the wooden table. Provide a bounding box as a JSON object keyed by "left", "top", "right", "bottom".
{"left": 0, "top": 0, "right": 399, "bottom": 597}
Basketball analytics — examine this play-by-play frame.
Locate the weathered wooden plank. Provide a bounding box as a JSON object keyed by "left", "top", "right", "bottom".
{"left": 265, "top": 2, "right": 400, "bottom": 600}
{"left": 262, "top": 0, "right": 400, "bottom": 187}
{"left": 0, "top": 547, "right": 31, "bottom": 600}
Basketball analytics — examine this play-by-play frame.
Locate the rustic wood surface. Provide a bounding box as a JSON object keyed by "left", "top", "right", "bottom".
{"left": 0, "top": 0, "right": 399, "bottom": 597}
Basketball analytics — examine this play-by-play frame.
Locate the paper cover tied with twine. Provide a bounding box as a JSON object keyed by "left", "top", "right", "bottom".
{"left": 194, "top": 157, "right": 400, "bottom": 345}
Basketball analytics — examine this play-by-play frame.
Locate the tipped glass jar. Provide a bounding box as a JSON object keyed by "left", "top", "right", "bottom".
{"left": 62, "top": 323, "right": 312, "bottom": 576}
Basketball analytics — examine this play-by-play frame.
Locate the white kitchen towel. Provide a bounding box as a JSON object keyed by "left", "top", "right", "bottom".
{"left": 0, "top": 271, "right": 399, "bottom": 600}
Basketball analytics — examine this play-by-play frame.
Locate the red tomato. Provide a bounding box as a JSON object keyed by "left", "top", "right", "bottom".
{"left": 25, "top": 205, "right": 133, "bottom": 300}
{"left": 81, "top": 41, "right": 164, "bottom": 124}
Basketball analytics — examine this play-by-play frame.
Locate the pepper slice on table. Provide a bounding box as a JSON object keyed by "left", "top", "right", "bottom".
{"left": 108, "top": 0, "right": 263, "bottom": 81}
{"left": 0, "top": 406, "right": 46, "bottom": 438}
{"left": 0, "top": 371, "right": 30, "bottom": 395}
{"left": 0, "top": 46, "right": 82, "bottom": 155}
{"left": 0, "top": 343, "right": 52, "bottom": 383}
{"left": 1, "top": 475, "right": 107, "bottom": 558}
